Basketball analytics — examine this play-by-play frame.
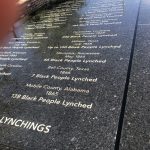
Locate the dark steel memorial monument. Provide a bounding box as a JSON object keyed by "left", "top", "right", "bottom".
{"left": 0, "top": 0, "right": 150, "bottom": 149}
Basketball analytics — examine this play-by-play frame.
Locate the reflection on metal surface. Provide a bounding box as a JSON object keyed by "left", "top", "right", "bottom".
{"left": 17, "top": 0, "right": 63, "bottom": 16}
